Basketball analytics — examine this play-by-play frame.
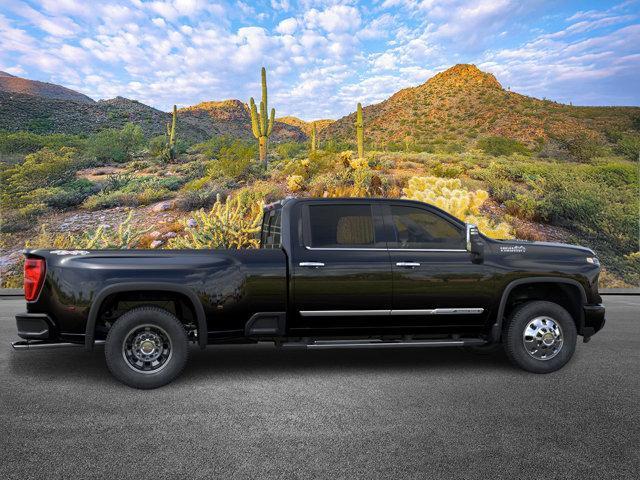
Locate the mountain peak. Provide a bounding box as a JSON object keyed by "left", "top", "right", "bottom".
{"left": 426, "top": 64, "right": 502, "bottom": 90}
{"left": 0, "top": 71, "right": 16, "bottom": 77}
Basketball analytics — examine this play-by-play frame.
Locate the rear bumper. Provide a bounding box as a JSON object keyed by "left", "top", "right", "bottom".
{"left": 582, "top": 304, "right": 606, "bottom": 339}
{"left": 16, "top": 313, "right": 53, "bottom": 340}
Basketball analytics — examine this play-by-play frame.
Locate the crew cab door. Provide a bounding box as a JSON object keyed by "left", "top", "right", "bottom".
{"left": 385, "top": 203, "right": 492, "bottom": 327}
{"left": 290, "top": 202, "right": 392, "bottom": 332}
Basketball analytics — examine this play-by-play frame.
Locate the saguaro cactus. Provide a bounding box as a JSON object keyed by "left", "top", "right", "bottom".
{"left": 165, "top": 104, "right": 177, "bottom": 161}
{"left": 355, "top": 102, "right": 364, "bottom": 160}
{"left": 249, "top": 67, "right": 275, "bottom": 167}
{"left": 310, "top": 122, "right": 317, "bottom": 152}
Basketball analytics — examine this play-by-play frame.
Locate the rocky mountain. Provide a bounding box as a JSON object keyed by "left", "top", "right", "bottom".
{"left": 0, "top": 78, "right": 305, "bottom": 143}
{"left": 0, "top": 71, "right": 94, "bottom": 104}
{"left": 321, "top": 64, "right": 640, "bottom": 148}
{"left": 179, "top": 100, "right": 306, "bottom": 142}
{"left": 276, "top": 116, "right": 334, "bottom": 135}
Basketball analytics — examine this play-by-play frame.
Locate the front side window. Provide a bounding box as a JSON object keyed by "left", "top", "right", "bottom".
{"left": 308, "top": 205, "right": 375, "bottom": 248}
{"left": 390, "top": 205, "right": 464, "bottom": 249}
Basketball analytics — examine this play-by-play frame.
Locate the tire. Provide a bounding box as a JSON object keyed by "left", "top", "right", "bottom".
{"left": 105, "top": 306, "right": 189, "bottom": 389}
{"left": 504, "top": 300, "right": 577, "bottom": 374}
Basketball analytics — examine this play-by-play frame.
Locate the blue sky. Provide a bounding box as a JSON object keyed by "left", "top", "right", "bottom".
{"left": 0, "top": 0, "right": 638, "bottom": 120}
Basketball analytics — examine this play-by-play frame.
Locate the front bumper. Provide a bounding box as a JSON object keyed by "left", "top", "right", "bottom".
{"left": 16, "top": 313, "right": 54, "bottom": 340}
{"left": 582, "top": 304, "right": 606, "bottom": 340}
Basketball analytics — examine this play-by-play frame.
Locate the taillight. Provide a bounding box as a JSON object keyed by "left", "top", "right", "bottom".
{"left": 24, "top": 258, "right": 46, "bottom": 301}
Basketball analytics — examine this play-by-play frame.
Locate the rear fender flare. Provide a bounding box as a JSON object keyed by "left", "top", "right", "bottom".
{"left": 85, "top": 282, "right": 207, "bottom": 350}
{"left": 491, "top": 277, "right": 587, "bottom": 342}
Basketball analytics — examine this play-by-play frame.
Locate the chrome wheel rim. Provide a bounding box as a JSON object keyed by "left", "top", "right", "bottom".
{"left": 523, "top": 316, "right": 563, "bottom": 360}
{"left": 122, "top": 324, "right": 172, "bottom": 374}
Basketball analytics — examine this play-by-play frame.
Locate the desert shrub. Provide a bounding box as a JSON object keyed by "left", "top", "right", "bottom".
{"left": 88, "top": 123, "right": 144, "bottom": 162}
{"left": 174, "top": 188, "right": 227, "bottom": 211}
{"left": 276, "top": 141, "right": 306, "bottom": 160}
{"left": 214, "top": 140, "right": 256, "bottom": 178}
{"left": 0, "top": 131, "right": 87, "bottom": 154}
{"left": 615, "top": 133, "right": 640, "bottom": 160}
{"left": 477, "top": 136, "right": 529, "bottom": 156}
{"left": 287, "top": 175, "right": 305, "bottom": 192}
{"left": 402, "top": 176, "right": 513, "bottom": 238}
{"left": 234, "top": 181, "right": 285, "bottom": 208}
{"left": 148, "top": 135, "right": 167, "bottom": 157}
{"left": 82, "top": 187, "right": 172, "bottom": 210}
{"left": 167, "top": 195, "right": 262, "bottom": 249}
{"left": 554, "top": 132, "right": 603, "bottom": 162}
{"left": 27, "top": 211, "right": 149, "bottom": 249}
{"left": 0, "top": 147, "right": 83, "bottom": 209}
{"left": 432, "top": 163, "right": 464, "bottom": 178}
{"left": 31, "top": 179, "right": 98, "bottom": 209}
{"left": 504, "top": 194, "right": 540, "bottom": 221}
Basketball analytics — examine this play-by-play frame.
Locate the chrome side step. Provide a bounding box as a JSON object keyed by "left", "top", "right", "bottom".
{"left": 281, "top": 338, "right": 487, "bottom": 350}
{"left": 12, "top": 340, "right": 105, "bottom": 350}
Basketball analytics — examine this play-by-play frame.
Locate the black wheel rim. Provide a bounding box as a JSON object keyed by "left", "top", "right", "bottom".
{"left": 122, "top": 324, "right": 173, "bottom": 374}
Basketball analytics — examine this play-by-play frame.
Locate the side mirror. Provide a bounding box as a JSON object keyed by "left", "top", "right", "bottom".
{"left": 466, "top": 224, "right": 485, "bottom": 264}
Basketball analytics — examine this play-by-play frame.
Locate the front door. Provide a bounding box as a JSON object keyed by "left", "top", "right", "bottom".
{"left": 385, "top": 203, "right": 493, "bottom": 328}
{"left": 291, "top": 202, "right": 392, "bottom": 333}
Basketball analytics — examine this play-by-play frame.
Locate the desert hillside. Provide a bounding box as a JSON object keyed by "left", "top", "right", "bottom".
{"left": 321, "top": 64, "right": 639, "bottom": 150}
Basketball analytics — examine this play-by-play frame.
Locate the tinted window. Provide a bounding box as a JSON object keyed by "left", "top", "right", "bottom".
{"left": 308, "top": 205, "right": 375, "bottom": 248}
{"left": 390, "top": 206, "right": 464, "bottom": 249}
{"left": 260, "top": 209, "right": 282, "bottom": 248}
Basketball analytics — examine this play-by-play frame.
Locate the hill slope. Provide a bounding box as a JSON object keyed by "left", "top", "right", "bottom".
{"left": 0, "top": 71, "right": 94, "bottom": 104}
{"left": 277, "top": 116, "right": 334, "bottom": 135}
{"left": 179, "top": 100, "right": 306, "bottom": 142}
{"left": 321, "top": 64, "right": 640, "bottom": 148}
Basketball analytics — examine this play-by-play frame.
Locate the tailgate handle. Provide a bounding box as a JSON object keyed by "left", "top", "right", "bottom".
{"left": 396, "top": 262, "right": 420, "bottom": 268}
{"left": 299, "top": 262, "right": 325, "bottom": 268}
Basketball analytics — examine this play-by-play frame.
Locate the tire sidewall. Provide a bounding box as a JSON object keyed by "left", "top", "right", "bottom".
{"left": 505, "top": 301, "right": 577, "bottom": 373}
{"left": 105, "top": 307, "right": 188, "bottom": 389}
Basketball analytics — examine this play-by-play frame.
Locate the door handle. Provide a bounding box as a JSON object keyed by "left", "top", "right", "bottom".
{"left": 396, "top": 262, "right": 420, "bottom": 268}
{"left": 299, "top": 262, "right": 325, "bottom": 268}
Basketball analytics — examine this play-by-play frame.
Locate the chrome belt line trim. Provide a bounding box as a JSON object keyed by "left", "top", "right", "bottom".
{"left": 299, "top": 308, "right": 484, "bottom": 317}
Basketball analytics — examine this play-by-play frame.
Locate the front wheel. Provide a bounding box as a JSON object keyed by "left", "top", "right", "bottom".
{"left": 504, "top": 301, "right": 577, "bottom": 374}
{"left": 105, "top": 306, "right": 189, "bottom": 389}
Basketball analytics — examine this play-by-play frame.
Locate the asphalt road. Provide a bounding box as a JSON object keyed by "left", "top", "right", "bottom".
{"left": 1, "top": 296, "right": 638, "bottom": 480}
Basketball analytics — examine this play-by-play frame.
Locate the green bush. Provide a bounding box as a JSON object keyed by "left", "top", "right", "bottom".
{"left": 275, "top": 141, "right": 306, "bottom": 160}
{"left": 214, "top": 140, "right": 257, "bottom": 178}
{"left": 88, "top": 123, "right": 144, "bottom": 162}
{"left": 555, "top": 132, "right": 603, "bottom": 162}
{"left": 615, "top": 133, "right": 640, "bottom": 160}
{"left": 0, "top": 147, "right": 83, "bottom": 209}
{"left": 477, "top": 136, "right": 529, "bottom": 156}
{"left": 0, "top": 131, "right": 87, "bottom": 154}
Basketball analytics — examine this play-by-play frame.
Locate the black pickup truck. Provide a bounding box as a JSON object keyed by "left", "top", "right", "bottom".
{"left": 14, "top": 197, "right": 605, "bottom": 388}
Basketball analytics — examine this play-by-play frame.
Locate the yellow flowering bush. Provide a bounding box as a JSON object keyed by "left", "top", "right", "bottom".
{"left": 402, "top": 176, "right": 513, "bottom": 238}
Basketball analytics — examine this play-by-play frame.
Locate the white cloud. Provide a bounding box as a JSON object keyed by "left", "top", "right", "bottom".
{"left": 305, "top": 5, "right": 361, "bottom": 33}
{"left": 276, "top": 17, "right": 298, "bottom": 35}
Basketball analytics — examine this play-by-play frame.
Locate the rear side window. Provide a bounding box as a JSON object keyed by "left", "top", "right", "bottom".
{"left": 307, "top": 205, "right": 375, "bottom": 248}
{"left": 390, "top": 205, "right": 464, "bottom": 249}
{"left": 260, "top": 209, "right": 282, "bottom": 249}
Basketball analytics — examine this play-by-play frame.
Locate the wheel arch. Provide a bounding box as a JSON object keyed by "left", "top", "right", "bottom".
{"left": 86, "top": 282, "right": 207, "bottom": 350}
{"left": 491, "top": 277, "right": 587, "bottom": 342}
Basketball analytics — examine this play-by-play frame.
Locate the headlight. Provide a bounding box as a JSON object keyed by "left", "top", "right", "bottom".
{"left": 586, "top": 257, "right": 600, "bottom": 266}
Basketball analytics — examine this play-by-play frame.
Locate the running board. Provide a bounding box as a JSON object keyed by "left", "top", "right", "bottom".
{"left": 11, "top": 340, "right": 105, "bottom": 350}
{"left": 281, "top": 338, "right": 487, "bottom": 350}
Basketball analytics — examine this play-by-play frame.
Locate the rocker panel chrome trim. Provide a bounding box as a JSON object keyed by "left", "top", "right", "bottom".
{"left": 299, "top": 308, "right": 484, "bottom": 317}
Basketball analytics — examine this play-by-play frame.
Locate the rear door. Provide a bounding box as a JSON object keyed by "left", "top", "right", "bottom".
{"left": 385, "top": 203, "right": 492, "bottom": 328}
{"left": 291, "top": 202, "right": 393, "bottom": 332}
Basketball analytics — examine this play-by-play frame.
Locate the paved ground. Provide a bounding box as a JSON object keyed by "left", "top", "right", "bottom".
{"left": 1, "top": 297, "right": 638, "bottom": 480}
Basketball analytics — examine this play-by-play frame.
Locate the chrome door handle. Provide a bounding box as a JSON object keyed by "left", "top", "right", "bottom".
{"left": 396, "top": 262, "right": 420, "bottom": 268}
{"left": 299, "top": 262, "right": 325, "bottom": 268}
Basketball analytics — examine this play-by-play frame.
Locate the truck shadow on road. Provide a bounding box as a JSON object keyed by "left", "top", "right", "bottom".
{"left": 8, "top": 343, "right": 514, "bottom": 385}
